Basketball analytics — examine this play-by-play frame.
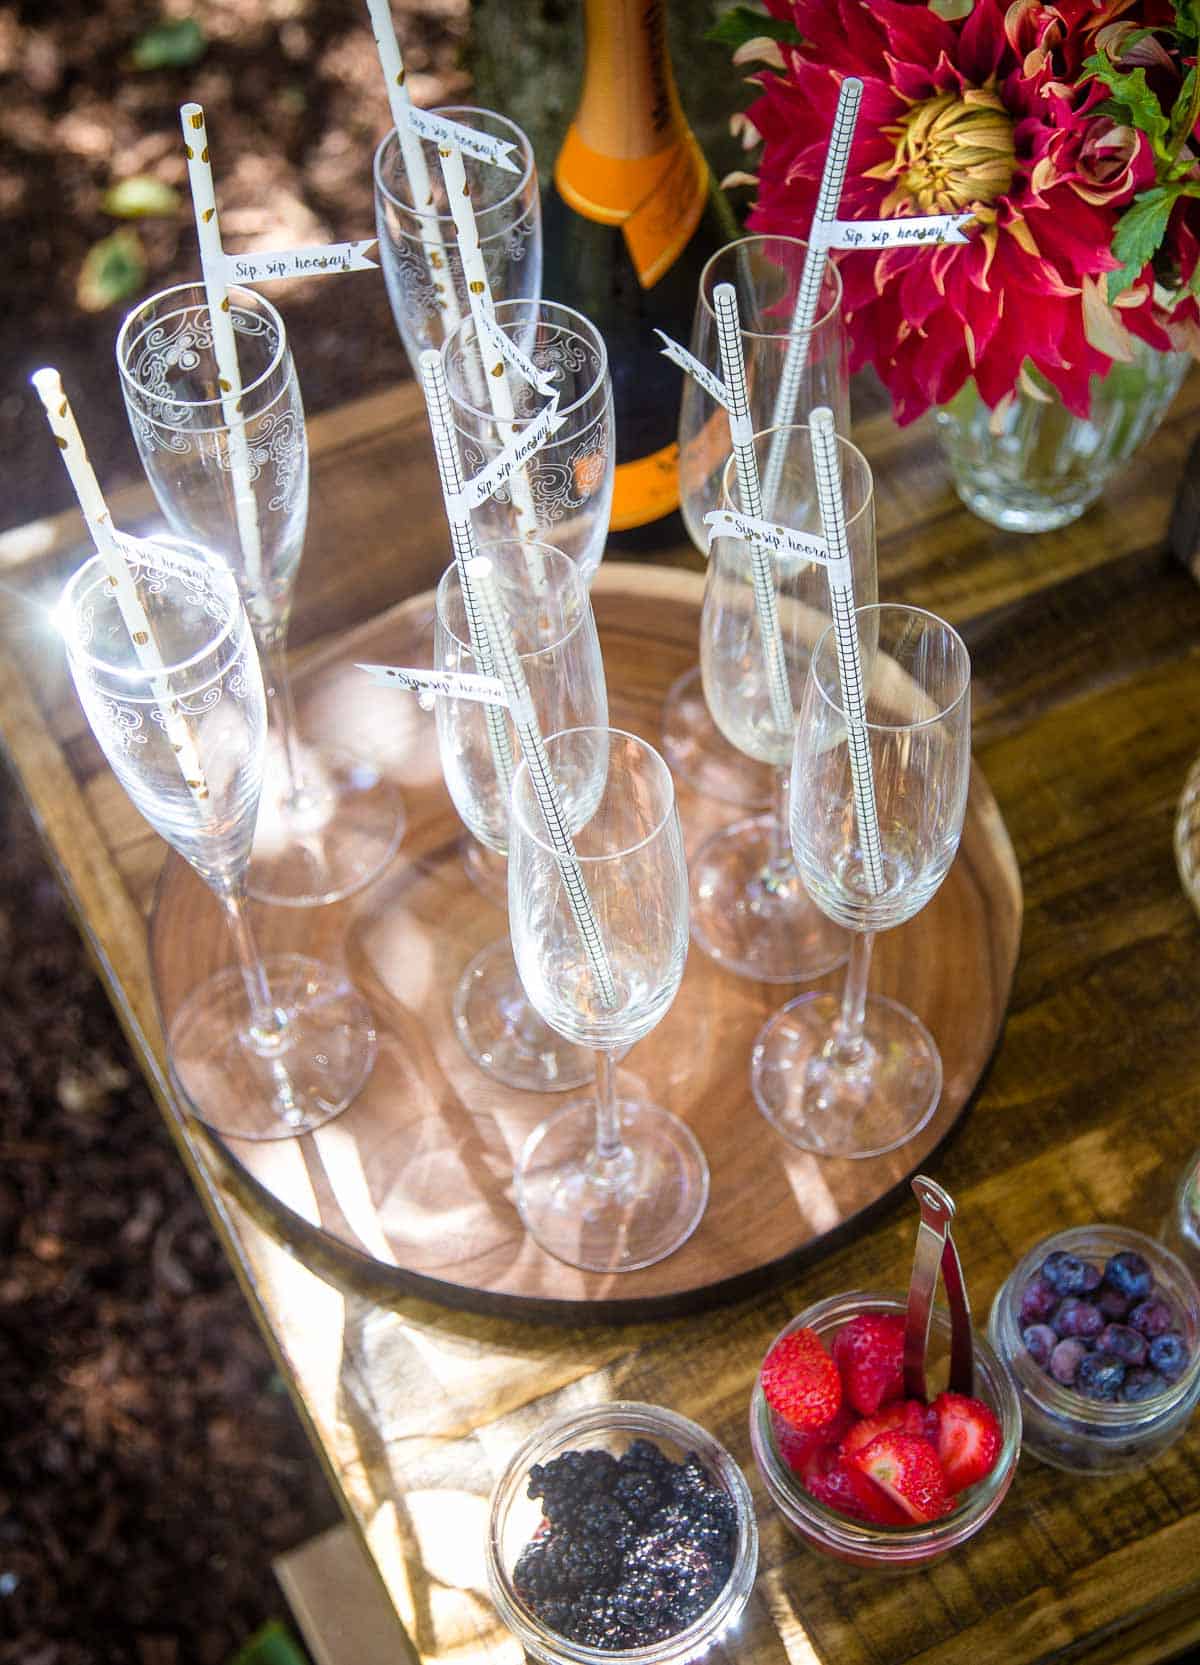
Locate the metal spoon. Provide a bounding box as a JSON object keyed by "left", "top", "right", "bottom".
{"left": 903, "top": 1175, "right": 975, "bottom": 1401}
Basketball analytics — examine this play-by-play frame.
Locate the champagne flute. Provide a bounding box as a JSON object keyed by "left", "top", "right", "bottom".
{"left": 435, "top": 539, "right": 607, "bottom": 1092}
{"left": 752, "top": 604, "right": 972, "bottom": 1158}
{"left": 374, "top": 107, "right": 541, "bottom": 368}
{"left": 664, "top": 235, "right": 849, "bottom": 807}
{"left": 442, "top": 299, "right": 615, "bottom": 585}
{"left": 58, "top": 535, "right": 376, "bottom": 1140}
{"left": 690, "top": 424, "right": 875, "bottom": 983}
{"left": 509, "top": 727, "right": 707, "bottom": 1272}
{"left": 117, "top": 282, "right": 403, "bottom": 908}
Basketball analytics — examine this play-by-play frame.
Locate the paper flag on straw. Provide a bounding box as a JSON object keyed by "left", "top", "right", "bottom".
{"left": 356, "top": 664, "right": 508, "bottom": 705}
{"left": 222, "top": 240, "right": 379, "bottom": 285}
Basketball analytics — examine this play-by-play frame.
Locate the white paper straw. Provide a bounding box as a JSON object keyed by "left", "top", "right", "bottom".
{"left": 179, "top": 102, "right": 264, "bottom": 591}
{"left": 362, "top": 0, "right": 462, "bottom": 338}
{"left": 436, "top": 140, "right": 542, "bottom": 549}
{"left": 762, "top": 76, "right": 862, "bottom": 508}
{"left": 32, "top": 368, "right": 211, "bottom": 804}
{"left": 418, "top": 349, "right": 514, "bottom": 796}
{"left": 808, "top": 407, "right": 883, "bottom": 895}
{"left": 712, "top": 281, "right": 795, "bottom": 736}
{"left": 467, "top": 555, "right": 617, "bottom": 1009}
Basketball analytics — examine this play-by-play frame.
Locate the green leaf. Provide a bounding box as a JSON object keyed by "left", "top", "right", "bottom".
{"left": 1169, "top": 65, "right": 1197, "bottom": 148}
{"left": 101, "top": 175, "right": 180, "bottom": 220}
{"left": 225, "top": 1620, "right": 310, "bottom": 1665}
{"left": 131, "top": 17, "right": 206, "bottom": 71}
{"left": 1176, "top": 0, "right": 1200, "bottom": 45}
{"left": 1107, "top": 185, "right": 1178, "bottom": 299}
{"left": 705, "top": 6, "right": 801, "bottom": 50}
{"left": 75, "top": 229, "right": 146, "bottom": 313}
{"left": 1083, "top": 53, "right": 1171, "bottom": 155}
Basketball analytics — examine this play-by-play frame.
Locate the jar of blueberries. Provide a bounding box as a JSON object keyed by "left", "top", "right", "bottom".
{"left": 989, "top": 1225, "right": 1200, "bottom": 1474}
{"left": 486, "top": 1402, "right": 758, "bottom": 1664}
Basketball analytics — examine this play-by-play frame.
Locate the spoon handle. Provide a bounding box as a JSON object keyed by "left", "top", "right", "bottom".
{"left": 941, "top": 1224, "right": 975, "bottom": 1395}
{"left": 903, "top": 1176, "right": 955, "bottom": 1401}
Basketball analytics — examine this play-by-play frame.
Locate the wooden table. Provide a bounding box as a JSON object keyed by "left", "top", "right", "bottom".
{"left": 5, "top": 377, "right": 1200, "bottom": 1664}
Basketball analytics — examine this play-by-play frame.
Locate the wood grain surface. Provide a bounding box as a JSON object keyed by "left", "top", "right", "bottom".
{"left": 4, "top": 371, "right": 1200, "bottom": 1665}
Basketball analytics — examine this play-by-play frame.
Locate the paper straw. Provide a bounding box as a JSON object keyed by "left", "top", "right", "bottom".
{"left": 762, "top": 76, "right": 862, "bottom": 508}
{"left": 712, "top": 281, "right": 795, "bottom": 736}
{"left": 32, "top": 368, "right": 211, "bottom": 804}
{"left": 436, "top": 140, "right": 542, "bottom": 548}
{"left": 362, "top": 0, "right": 462, "bottom": 338}
{"left": 179, "top": 102, "right": 264, "bottom": 591}
{"left": 808, "top": 407, "right": 884, "bottom": 896}
{"left": 418, "top": 349, "right": 514, "bottom": 796}
{"left": 467, "top": 555, "right": 617, "bottom": 1009}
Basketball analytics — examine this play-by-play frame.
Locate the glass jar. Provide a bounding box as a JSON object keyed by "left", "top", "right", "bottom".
{"left": 749, "top": 1293, "right": 1021, "bottom": 1573}
{"left": 1162, "top": 1151, "right": 1200, "bottom": 1279}
{"left": 933, "top": 340, "right": 1189, "bottom": 533}
{"left": 487, "top": 1401, "right": 758, "bottom": 1664}
{"left": 988, "top": 1224, "right": 1200, "bottom": 1474}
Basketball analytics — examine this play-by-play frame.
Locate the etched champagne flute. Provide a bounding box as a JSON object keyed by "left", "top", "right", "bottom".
{"left": 374, "top": 107, "right": 541, "bottom": 367}
{"left": 117, "top": 282, "right": 403, "bottom": 908}
{"left": 435, "top": 538, "right": 607, "bottom": 1092}
{"left": 508, "top": 727, "right": 706, "bottom": 1272}
{"left": 752, "top": 604, "right": 972, "bottom": 1158}
{"left": 664, "top": 235, "right": 849, "bottom": 807}
{"left": 690, "top": 424, "right": 875, "bottom": 983}
{"left": 58, "top": 535, "right": 376, "bottom": 1140}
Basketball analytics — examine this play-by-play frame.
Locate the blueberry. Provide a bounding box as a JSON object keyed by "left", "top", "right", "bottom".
{"left": 1049, "top": 1337, "right": 1089, "bottom": 1385}
{"left": 1096, "top": 1324, "right": 1147, "bottom": 1366}
{"left": 1102, "top": 1251, "right": 1153, "bottom": 1302}
{"left": 1147, "top": 1332, "right": 1190, "bottom": 1382}
{"left": 1022, "top": 1323, "right": 1058, "bottom": 1369}
{"left": 1019, "top": 1275, "right": 1059, "bottom": 1325}
{"left": 1121, "top": 1367, "right": 1167, "bottom": 1403}
{"left": 1097, "top": 1284, "right": 1132, "bottom": 1321}
{"left": 1052, "top": 1297, "right": 1104, "bottom": 1341}
{"left": 1041, "top": 1251, "right": 1102, "bottom": 1296}
{"left": 1130, "top": 1298, "right": 1175, "bottom": 1339}
{"left": 1076, "top": 1352, "right": 1126, "bottom": 1400}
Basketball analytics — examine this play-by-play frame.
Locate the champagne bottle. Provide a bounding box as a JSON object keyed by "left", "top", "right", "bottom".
{"left": 543, "top": 0, "right": 740, "bottom": 544}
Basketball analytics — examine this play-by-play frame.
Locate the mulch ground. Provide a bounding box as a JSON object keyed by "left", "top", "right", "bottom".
{"left": 0, "top": 2, "right": 468, "bottom": 1659}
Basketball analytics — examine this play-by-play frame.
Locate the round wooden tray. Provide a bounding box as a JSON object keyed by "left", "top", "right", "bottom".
{"left": 150, "top": 563, "right": 1022, "bottom": 1321}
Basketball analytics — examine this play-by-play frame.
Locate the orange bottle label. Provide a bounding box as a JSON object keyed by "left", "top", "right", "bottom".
{"left": 555, "top": 125, "right": 707, "bottom": 290}
{"left": 610, "top": 442, "right": 681, "bottom": 531}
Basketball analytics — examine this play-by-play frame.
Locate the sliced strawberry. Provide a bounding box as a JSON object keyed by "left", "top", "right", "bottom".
{"left": 930, "top": 1392, "right": 1002, "bottom": 1493}
{"left": 771, "top": 1403, "right": 855, "bottom": 1475}
{"left": 831, "top": 1313, "right": 906, "bottom": 1416}
{"left": 800, "top": 1440, "right": 909, "bottom": 1527}
{"left": 760, "top": 1327, "right": 842, "bottom": 1431}
{"left": 849, "top": 1432, "right": 955, "bottom": 1524}
{"left": 839, "top": 1398, "right": 933, "bottom": 1462}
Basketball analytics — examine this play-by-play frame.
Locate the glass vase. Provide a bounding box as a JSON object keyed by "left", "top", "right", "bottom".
{"left": 934, "top": 340, "right": 1189, "bottom": 534}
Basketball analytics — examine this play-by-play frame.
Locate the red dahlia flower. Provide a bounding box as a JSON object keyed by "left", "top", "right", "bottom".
{"left": 738, "top": 0, "right": 1199, "bottom": 422}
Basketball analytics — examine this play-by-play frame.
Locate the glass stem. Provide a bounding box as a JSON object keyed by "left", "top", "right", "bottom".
{"left": 257, "top": 619, "right": 308, "bottom": 804}
{"left": 833, "top": 931, "right": 875, "bottom": 1055}
{"left": 767, "top": 765, "right": 793, "bottom": 875}
{"left": 593, "top": 1048, "right": 624, "bottom": 1163}
{"left": 222, "top": 886, "right": 288, "bottom": 1048}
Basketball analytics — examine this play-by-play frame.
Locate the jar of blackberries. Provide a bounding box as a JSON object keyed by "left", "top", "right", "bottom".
{"left": 989, "top": 1225, "right": 1200, "bottom": 1474}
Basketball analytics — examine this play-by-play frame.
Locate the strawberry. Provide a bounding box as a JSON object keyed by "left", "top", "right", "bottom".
{"left": 760, "top": 1327, "right": 842, "bottom": 1432}
{"left": 771, "top": 1403, "right": 855, "bottom": 1475}
{"left": 831, "top": 1313, "right": 906, "bottom": 1415}
{"left": 800, "top": 1440, "right": 909, "bottom": 1527}
{"left": 929, "top": 1392, "right": 1002, "bottom": 1493}
{"left": 839, "top": 1398, "right": 934, "bottom": 1462}
{"left": 849, "top": 1432, "right": 955, "bottom": 1524}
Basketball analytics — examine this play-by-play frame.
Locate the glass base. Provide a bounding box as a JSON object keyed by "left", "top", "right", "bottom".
{"left": 660, "top": 665, "right": 774, "bottom": 809}
{"left": 515, "top": 1096, "right": 710, "bottom": 1272}
{"left": 168, "top": 952, "right": 377, "bottom": 1141}
{"left": 247, "top": 743, "right": 404, "bottom": 908}
{"left": 462, "top": 836, "right": 509, "bottom": 908}
{"left": 453, "top": 937, "right": 593, "bottom": 1093}
{"left": 689, "top": 815, "right": 848, "bottom": 984}
{"left": 751, "top": 991, "right": 942, "bottom": 1158}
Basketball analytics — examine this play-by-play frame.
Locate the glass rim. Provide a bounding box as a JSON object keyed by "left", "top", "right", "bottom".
{"left": 719, "top": 422, "right": 874, "bottom": 530}
{"left": 699, "top": 234, "right": 844, "bottom": 338}
{"left": 435, "top": 539, "right": 587, "bottom": 657}
{"left": 115, "top": 281, "right": 292, "bottom": 420}
{"left": 511, "top": 726, "right": 676, "bottom": 864}
{"left": 442, "top": 299, "right": 610, "bottom": 426}
{"left": 810, "top": 603, "right": 971, "bottom": 733}
{"left": 58, "top": 536, "right": 242, "bottom": 683}
{"left": 372, "top": 105, "right": 536, "bottom": 230}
